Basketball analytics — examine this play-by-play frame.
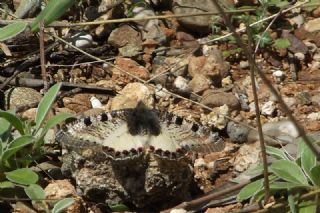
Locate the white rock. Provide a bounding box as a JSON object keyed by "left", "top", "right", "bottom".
{"left": 305, "top": 41, "right": 318, "bottom": 53}
{"left": 294, "top": 52, "right": 305, "bottom": 60}
{"left": 132, "top": 6, "right": 158, "bottom": 31}
{"left": 200, "top": 105, "right": 229, "bottom": 130}
{"left": 90, "top": 96, "right": 103, "bottom": 108}
{"left": 290, "top": 14, "right": 304, "bottom": 28}
{"left": 194, "top": 158, "right": 207, "bottom": 168}
{"left": 239, "top": 60, "right": 249, "bottom": 69}
{"left": 248, "top": 102, "right": 255, "bottom": 112}
{"left": 263, "top": 119, "right": 299, "bottom": 138}
{"left": 233, "top": 142, "right": 260, "bottom": 172}
{"left": 283, "top": 97, "right": 297, "bottom": 108}
{"left": 155, "top": 84, "right": 170, "bottom": 99}
{"left": 170, "top": 209, "right": 187, "bottom": 213}
{"left": 221, "top": 76, "right": 232, "bottom": 87}
{"left": 272, "top": 70, "right": 285, "bottom": 83}
{"left": 307, "top": 112, "right": 320, "bottom": 121}
{"left": 310, "top": 61, "right": 320, "bottom": 71}
{"left": 313, "top": 53, "right": 320, "bottom": 62}
{"left": 174, "top": 76, "right": 189, "bottom": 91}
{"left": 304, "top": 17, "right": 320, "bottom": 33}
{"left": 261, "top": 101, "right": 276, "bottom": 116}
{"left": 68, "top": 33, "right": 93, "bottom": 48}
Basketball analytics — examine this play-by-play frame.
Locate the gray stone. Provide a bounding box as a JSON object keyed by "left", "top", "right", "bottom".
{"left": 296, "top": 91, "right": 312, "bottom": 105}
{"left": 226, "top": 121, "right": 250, "bottom": 143}
{"left": 172, "top": 0, "right": 234, "bottom": 33}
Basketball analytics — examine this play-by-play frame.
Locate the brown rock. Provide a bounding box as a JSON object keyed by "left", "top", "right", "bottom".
{"left": 313, "top": 7, "right": 320, "bottom": 17}
{"left": 295, "top": 27, "right": 320, "bottom": 47}
{"left": 109, "top": 82, "right": 154, "bottom": 110}
{"left": 187, "top": 74, "right": 211, "bottom": 94}
{"left": 63, "top": 94, "right": 92, "bottom": 113}
{"left": 306, "top": 121, "right": 320, "bottom": 131}
{"left": 188, "top": 56, "right": 206, "bottom": 77}
{"left": 111, "top": 57, "right": 150, "bottom": 84}
{"left": 176, "top": 31, "right": 199, "bottom": 48}
{"left": 45, "top": 180, "right": 84, "bottom": 213}
{"left": 188, "top": 49, "right": 230, "bottom": 87}
{"left": 282, "top": 31, "right": 308, "bottom": 54}
{"left": 108, "top": 25, "right": 142, "bottom": 48}
{"left": 201, "top": 91, "right": 240, "bottom": 110}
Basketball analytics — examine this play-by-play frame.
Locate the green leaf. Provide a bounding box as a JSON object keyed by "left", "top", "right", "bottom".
{"left": 0, "top": 22, "right": 28, "bottom": 42}
{"left": 0, "top": 114, "right": 11, "bottom": 136}
{"left": 269, "top": 160, "right": 308, "bottom": 185}
{"left": 34, "top": 112, "right": 73, "bottom": 150}
{"left": 24, "top": 184, "right": 45, "bottom": 200}
{"left": 237, "top": 179, "right": 263, "bottom": 202}
{"left": 299, "top": 200, "right": 317, "bottom": 213}
{"left": 254, "top": 32, "right": 272, "bottom": 48}
{"left": 0, "top": 181, "right": 14, "bottom": 188}
{"left": 0, "top": 110, "right": 25, "bottom": 135}
{"left": 31, "top": 0, "right": 75, "bottom": 32}
{"left": 310, "top": 165, "right": 320, "bottom": 187}
{"left": 274, "top": 38, "right": 291, "bottom": 49}
{"left": 5, "top": 168, "right": 38, "bottom": 185}
{"left": 37, "top": 113, "right": 73, "bottom": 142}
{"left": 52, "top": 198, "right": 74, "bottom": 213}
{"left": 288, "top": 190, "right": 297, "bottom": 213}
{"left": 297, "top": 136, "right": 317, "bottom": 159}
{"left": 266, "top": 145, "right": 289, "bottom": 160}
{"left": 109, "top": 204, "right": 130, "bottom": 212}
{"left": 301, "top": 146, "right": 317, "bottom": 185}
{"left": 269, "top": 182, "right": 310, "bottom": 190}
{"left": 2, "top": 135, "right": 34, "bottom": 162}
{"left": 35, "top": 83, "right": 62, "bottom": 132}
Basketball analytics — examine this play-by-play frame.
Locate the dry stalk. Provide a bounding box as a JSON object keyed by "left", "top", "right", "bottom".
{"left": 39, "top": 20, "right": 49, "bottom": 92}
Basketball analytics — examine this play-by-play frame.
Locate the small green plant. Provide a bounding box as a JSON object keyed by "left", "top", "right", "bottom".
{"left": 238, "top": 137, "right": 320, "bottom": 212}
{"left": 0, "top": 0, "right": 75, "bottom": 41}
{"left": 0, "top": 83, "right": 74, "bottom": 212}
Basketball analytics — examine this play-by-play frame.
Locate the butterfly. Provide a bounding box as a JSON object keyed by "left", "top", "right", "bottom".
{"left": 56, "top": 102, "right": 225, "bottom": 161}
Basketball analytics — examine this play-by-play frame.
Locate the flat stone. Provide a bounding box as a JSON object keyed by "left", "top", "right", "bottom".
{"left": 187, "top": 74, "right": 211, "bottom": 94}
{"left": 109, "top": 82, "right": 154, "bottom": 110}
{"left": 108, "top": 25, "right": 142, "bottom": 48}
{"left": 111, "top": 57, "right": 150, "bottom": 83}
{"left": 201, "top": 91, "right": 240, "bottom": 110}
{"left": 172, "top": 0, "right": 234, "bottom": 33}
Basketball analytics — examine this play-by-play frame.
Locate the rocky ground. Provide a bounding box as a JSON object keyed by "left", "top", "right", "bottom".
{"left": 1, "top": 0, "right": 320, "bottom": 212}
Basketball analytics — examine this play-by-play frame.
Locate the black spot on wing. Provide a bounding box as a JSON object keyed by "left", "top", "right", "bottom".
{"left": 191, "top": 123, "right": 199, "bottom": 132}
{"left": 100, "top": 113, "right": 108, "bottom": 122}
{"left": 84, "top": 117, "right": 92, "bottom": 126}
{"left": 175, "top": 116, "right": 183, "bottom": 125}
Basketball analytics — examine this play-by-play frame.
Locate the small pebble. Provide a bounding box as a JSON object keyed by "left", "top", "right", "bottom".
{"left": 261, "top": 101, "right": 276, "bottom": 116}
{"left": 227, "top": 121, "right": 250, "bottom": 143}
{"left": 272, "top": 70, "right": 285, "bottom": 83}
{"left": 68, "top": 33, "right": 93, "bottom": 48}
{"left": 170, "top": 209, "right": 187, "bottom": 213}
{"left": 174, "top": 76, "right": 189, "bottom": 92}
{"left": 240, "top": 60, "right": 249, "bottom": 69}
{"left": 294, "top": 52, "right": 305, "bottom": 60}
{"left": 90, "top": 96, "right": 103, "bottom": 108}
{"left": 307, "top": 112, "right": 320, "bottom": 121}
{"left": 194, "top": 158, "right": 207, "bottom": 168}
